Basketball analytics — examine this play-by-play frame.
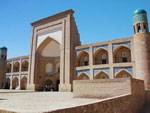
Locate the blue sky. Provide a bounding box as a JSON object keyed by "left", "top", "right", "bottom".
{"left": 0, "top": 0, "right": 150, "bottom": 58}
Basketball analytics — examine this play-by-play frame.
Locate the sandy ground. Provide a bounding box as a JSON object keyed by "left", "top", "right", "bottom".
{"left": 0, "top": 90, "right": 100, "bottom": 113}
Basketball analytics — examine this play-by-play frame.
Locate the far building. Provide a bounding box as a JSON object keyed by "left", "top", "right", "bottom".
{"left": 0, "top": 9, "right": 150, "bottom": 91}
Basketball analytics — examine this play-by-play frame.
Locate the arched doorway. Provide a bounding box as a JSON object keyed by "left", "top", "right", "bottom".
{"left": 20, "top": 77, "right": 27, "bottom": 90}
{"left": 5, "top": 78, "right": 10, "bottom": 89}
{"left": 94, "top": 72, "right": 109, "bottom": 79}
{"left": 12, "top": 77, "right": 19, "bottom": 89}
{"left": 35, "top": 37, "right": 60, "bottom": 91}
{"left": 116, "top": 70, "right": 132, "bottom": 78}
{"left": 77, "top": 73, "right": 89, "bottom": 80}
{"left": 76, "top": 51, "right": 89, "bottom": 67}
{"left": 113, "top": 46, "right": 131, "bottom": 63}
{"left": 44, "top": 79, "right": 53, "bottom": 91}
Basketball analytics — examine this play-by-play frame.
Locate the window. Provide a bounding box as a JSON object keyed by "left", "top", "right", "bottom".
{"left": 137, "top": 23, "right": 141, "bottom": 33}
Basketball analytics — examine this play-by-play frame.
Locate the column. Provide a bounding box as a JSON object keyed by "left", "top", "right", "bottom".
{"left": 89, "top": 46, "right": 94, "bottom": 80}
{"left": 18, "top": 58, "right": 22, "bottom": 89}
{"left": 10, "top": 60, "right": 13, "bottom": 89}
{"left": 108, "top": 43, "right": 114, "bottom": 79}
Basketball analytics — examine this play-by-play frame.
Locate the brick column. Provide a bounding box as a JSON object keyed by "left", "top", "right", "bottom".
{"left": 108, "top": 43, "right": 114, "bottom": 79}
{"left": 89, "top": 46, "right": 94, "bottom": 80}
{"left": 10, "top": 60, "right": 14, "bottom": 89}
{"left": 18, "top": 58, "right": 22, "bottom": 90}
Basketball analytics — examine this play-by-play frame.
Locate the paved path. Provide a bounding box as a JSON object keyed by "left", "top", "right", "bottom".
{"left": 0, "top": 91, "right": 100, "bottom": 113}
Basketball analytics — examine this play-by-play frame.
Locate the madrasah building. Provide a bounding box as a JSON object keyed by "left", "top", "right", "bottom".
{"left": 0, "top": 9, "right": 150, "bottom": 92}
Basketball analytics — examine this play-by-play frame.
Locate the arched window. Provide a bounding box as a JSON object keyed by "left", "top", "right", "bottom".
{"left": 77, "top": 51, "right": 89, "bottom": 67}
{"left": 94, "top": 72, "right": 109, "bottom": 79}
{"left": 116, "top": 70, "right": 132, "bottom": 78}
{"left": 13, "top": 62, "right": 20, "bottom": 72}
{"left": 21, "top": 61, "right": 29, "bottom": 71}
{"left": 113, "top": 46, "right": 131, "bottom": 63}
{"left": 77, "top": 73, "right": 89, "bottom": 80}
{"left": 94, "top": 49, "right": 108, "bottom": 65}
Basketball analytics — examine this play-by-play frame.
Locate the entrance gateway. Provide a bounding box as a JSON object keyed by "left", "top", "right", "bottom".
{"left": 27, "top": 10, "right": 80, "bottom": 91}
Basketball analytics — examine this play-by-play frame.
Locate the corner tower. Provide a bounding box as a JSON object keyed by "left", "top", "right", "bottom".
{"left": 133, "top": 9, "right": 150, "bottom": 89}
{"left": 0, "top": 47, "right": 7, "bottom": 88}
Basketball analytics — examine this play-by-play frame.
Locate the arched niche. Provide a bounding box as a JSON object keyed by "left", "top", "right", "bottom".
{"left": 13, "top": 62, "right": 20, "bottom": 72}
{"left": 76, "top": 51, "right": 89, "bottom": 67}
{"left": 113, "top": 46, "right": 131, "bottom": 63}
{"left": 12, "top": 77, "right": 19, "bottom": 89}
{"left": 116, "top": 70, "right": 132, "bottom": 78}
{"left": 94, "top": 48, "right": 108, "bottom": 65}
{"left": 77, "top": 73, "right": 89, "bottom": 80}
{"left": 94, "top": 71, "right": 109, "bottom": 79}
{"left": 21, "top": 61, "right": 29, "bottom": 71}
{"left": 20, "top": 76, "right": 27, "bottom": 90}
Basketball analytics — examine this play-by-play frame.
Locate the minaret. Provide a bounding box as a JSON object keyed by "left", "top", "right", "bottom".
{"left": 133, "top": 9, "right": 150, "bottom": 89}
{"left": 0, "top": 47, "right": 7, "bottom": 88}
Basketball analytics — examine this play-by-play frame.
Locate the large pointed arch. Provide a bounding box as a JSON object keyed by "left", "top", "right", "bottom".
{"left": 113, "top": 46, "right": 131, "bottom": 63}
{"left": 37, "top": 37, "right": 60, "bottom": 57}
{"left": 34, "top": 36, "right": 61, "bottom": 91}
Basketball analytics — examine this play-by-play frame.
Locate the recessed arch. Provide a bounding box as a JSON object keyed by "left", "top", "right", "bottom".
{"left": 113, "top": 46, "right": 131, "bottom": 63}
{"left": 6, "top": 63, "right": 11, "bottom": 73}
{"left": 35, "top": 36, "right": 60, "bottom": 91}
{"left": 20, "top": 76, "right": 27, "bottom": 90}
{"left": 94, "top": 71, "right": 109, "bottom": 79}
{"left": 12, "top": 77, "right": 19, "bottom": 89}
{"left": 116, "top": 70, "right": 132, "bottom": 78}
{"left": 76, "top": 51, "right": 89, "bottom": 67}
{"left": 21, "top": 60, "right": 29, "bottom": 71}
{"left": 77, "top": 73, "right": 89, "bottom": 80}
{"left": 94, "top": 48, "right": 109, "bottom": 65}
{"left": 37, "top": 37, "right": 60, "bottom": 57}
{"left": 5, "top": 78, "right": 10, "bottom": 89}
{"left": 13, "top": 62, "right": 20, "bottom": 72}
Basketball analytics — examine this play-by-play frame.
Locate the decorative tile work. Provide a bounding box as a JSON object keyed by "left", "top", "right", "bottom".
{"left": 76, "top": 69, "right": 90, "bottom": 77}
{"left": 93, "top": 68, "right": 110, "bottom": 76}
{"left": 114, "top": 67, "right": 133, "bottom": 75}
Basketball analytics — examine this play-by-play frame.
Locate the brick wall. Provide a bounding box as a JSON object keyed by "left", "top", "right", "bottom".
{"left": 48, "top": 78, "right": 145, "bottom": 113}
{"left": 73, "top": 78, "right": 132, "bottom": 98}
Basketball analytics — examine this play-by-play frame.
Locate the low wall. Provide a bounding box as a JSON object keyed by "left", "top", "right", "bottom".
{"left": 73, "top": 78, "right": 132, "bottom": 98}
{"left": 48, "top": 78, "right": 145, "bottom": 113}
{"left": 50, "top": 95, "right": 144, "bottom": 113}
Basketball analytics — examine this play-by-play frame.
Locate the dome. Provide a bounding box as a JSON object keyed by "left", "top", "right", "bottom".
{"left": 134, "top": 9, "right": 147, "bottom": 15}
